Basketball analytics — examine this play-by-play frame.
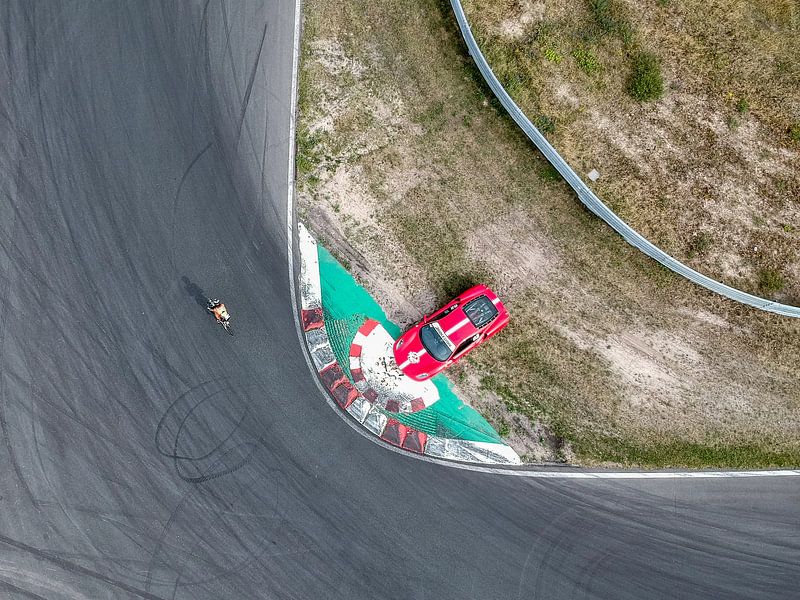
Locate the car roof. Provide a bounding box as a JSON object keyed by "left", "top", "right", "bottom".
{"left": 433, "top": 298, "right": 500, "bottom": 345}
{"left": 463, "top": 295, "right": 498, "bottom": 328}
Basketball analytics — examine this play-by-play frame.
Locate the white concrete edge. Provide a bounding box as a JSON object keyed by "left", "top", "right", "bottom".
{"left": 285, "top": 0, "right": 800, "bottom": 479}
{"left": 297, "top": 222, "right": 322, "bottom": 310}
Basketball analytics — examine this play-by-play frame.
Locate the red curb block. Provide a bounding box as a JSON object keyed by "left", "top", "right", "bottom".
{"left": 381, "top": 419, "right": 409, "bottom": 447}
{"left": 358, "top": 319, "right": 380, "bottom": 337}
{"left": 319, "top": 363, "right": 347, "bottom": 391}
{"left": 402, "top": 430, "right": 427, "bottom": 453}
{"left": 302, "top": 307, "right": 324, "bottom": 331}
{"left": 350, "top": 344, "right": 363, "bottom": 358}
{"left": 331, "top": 381, "right": 358, "bottom": 409}
{"left": 410, "top": 397, "right": 426, "bottom": 412}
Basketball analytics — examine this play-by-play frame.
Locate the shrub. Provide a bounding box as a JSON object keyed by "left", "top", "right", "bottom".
{"left": 627, "top": 52, "right": 664, "bottom": 102}
{"left": 790, "top": 123, "right": 800, "bottom": 142}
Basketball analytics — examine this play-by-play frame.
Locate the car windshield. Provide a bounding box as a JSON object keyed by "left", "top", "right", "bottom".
{"left": 463, "top": 295, "right": 498, "bottom": 328}
{"left": 419, "top": 322, "right": 454, "bottom": 362}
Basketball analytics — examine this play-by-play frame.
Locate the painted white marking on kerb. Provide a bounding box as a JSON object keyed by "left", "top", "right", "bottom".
{"left": 285, "top": 2, "right": 800, "bottom": 480}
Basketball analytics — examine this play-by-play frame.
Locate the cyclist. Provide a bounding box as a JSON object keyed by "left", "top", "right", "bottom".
{"left": 207, "top": 298, "right": 230, "bottom": 323}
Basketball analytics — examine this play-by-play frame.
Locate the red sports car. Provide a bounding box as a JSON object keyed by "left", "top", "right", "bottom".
{"left": 393, "top": 284, "right": 509, "bottom": 381}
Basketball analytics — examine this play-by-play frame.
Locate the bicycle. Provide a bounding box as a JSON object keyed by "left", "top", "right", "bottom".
{"left": 206, "top": 298, "right": 234, "bottom": 336}
{"left": 218, "top": 318, "right": 234, "bottom": 336}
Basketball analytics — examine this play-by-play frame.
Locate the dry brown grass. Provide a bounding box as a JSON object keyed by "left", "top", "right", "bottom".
{"left": 298, "top": 0, "right": 800, "bottom": 467}
{"left": 463, "top": 0, "right": 800, "bottom": 303}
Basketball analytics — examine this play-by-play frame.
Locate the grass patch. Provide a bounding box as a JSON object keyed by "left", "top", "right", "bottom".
{"left": 627, "top": 51, "right": 664, "bottom": 102}
{"left": 537, "top": 163, "right": 563, "bottom": 182}
{"left": 578, "top": 436, "right": 800, "bottom": 469}
{"left": 532, "top": 114, "right": 556, "bottom": 134}
{"left": 296, "top": 126, "right": 324, "bottom": 175}
{"left": 497, "top": 419, "right": 510, "bottom": 437}
{"left": 686, "top": 231, "right": 713, "bottom": 259}
{"left": 758, "top": 268, "right": 785, "bottom": 295}
{"left": 572, "top": 46, "right": 601, "bottom": 76}
{"left": 735, "top": 97, "right": 749, "bottom": 114}
{"left": 588, "top": 0, "right": 634, "bottom": 43}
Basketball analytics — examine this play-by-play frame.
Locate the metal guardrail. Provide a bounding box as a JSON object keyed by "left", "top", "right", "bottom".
{"left": 450, "top": 0, "right": 800, "bottom": 318}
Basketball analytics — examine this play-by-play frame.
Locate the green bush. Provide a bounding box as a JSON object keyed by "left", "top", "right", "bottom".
{"left": 790, "top": 123, "right": 800, "bottom": 142}
{"left": 627, "top": 51, "right": 664, "bottom": 102}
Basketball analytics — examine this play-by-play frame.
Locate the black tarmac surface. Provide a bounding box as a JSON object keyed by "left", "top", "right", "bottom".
{"left": 0, "top": 2, "right": 798, "bottom": 598}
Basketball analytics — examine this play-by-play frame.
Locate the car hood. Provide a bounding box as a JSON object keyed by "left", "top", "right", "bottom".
{"left": 393, "top": 326, "right": 427, "bottom": 372}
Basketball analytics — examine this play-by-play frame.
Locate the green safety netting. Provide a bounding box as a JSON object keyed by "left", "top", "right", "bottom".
{"left": 318, "top": 247, "right": 501, "bottom": 444}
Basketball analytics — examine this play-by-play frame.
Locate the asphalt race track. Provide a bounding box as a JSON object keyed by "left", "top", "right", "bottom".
{"left": 0, "top": 2, "right": 798, "bottom": 599}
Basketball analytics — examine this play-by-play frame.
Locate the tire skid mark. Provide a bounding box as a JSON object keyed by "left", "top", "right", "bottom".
{"left": 169, "top": 140, "right": 214, "bottom": 274}
{"left": 155, "top": 376, "right": 270, "bottom": 485}
{"left": 0, "top": 577, "right": 50, "bottom": 600}
{"left": 143, "top": 451, "right": 284, "bottom": 593}
{"left": 0, "top": 532, "right": 164, "bottom": 600}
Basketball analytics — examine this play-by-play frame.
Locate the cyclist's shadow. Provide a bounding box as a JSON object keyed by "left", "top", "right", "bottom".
{"left": 182, "top": 276, "right": 209, "bottom": 309}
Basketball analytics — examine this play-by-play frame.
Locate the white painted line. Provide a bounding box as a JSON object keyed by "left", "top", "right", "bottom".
{"left": 349, "top": 356, "right": 360, "bottom": 370}
{"left": 352, "top": 331, "right": 367, "bottom": 346}
{"left": 286, "top": 0, "right": 302, "bottom": 315}
{"left": 285, "top": 2, "right": 800, "bottom": 478}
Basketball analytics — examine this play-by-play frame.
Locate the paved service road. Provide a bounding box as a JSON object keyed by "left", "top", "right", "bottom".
{"left": 0, "top": 2, "right": 798, "bottom": 599}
